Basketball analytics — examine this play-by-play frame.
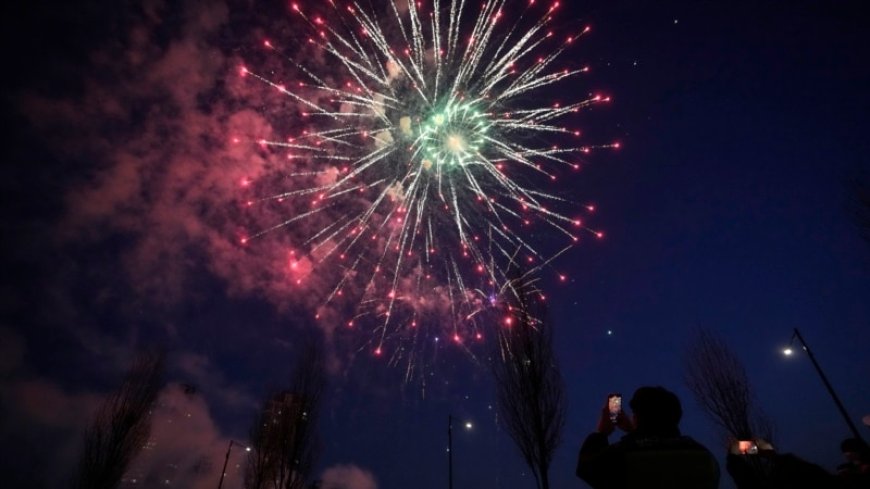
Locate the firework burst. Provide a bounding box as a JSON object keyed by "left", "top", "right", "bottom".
{"left": 238, "top": 0, "right": 616, "bottom": 375}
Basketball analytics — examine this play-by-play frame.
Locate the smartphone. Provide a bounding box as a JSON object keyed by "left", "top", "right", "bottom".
{"left": 737, "top": 440, "right": 758, "bottom": 455}
{"left": 607, "top": 394, "right": 622, "bottom": 421}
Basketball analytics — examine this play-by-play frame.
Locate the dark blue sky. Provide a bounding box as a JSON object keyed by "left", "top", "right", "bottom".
{"left": 552, "top": 1, "right": 870, "bottom": 487}
{"left": 1, "top": 1, "right": 868, "bottom": 488}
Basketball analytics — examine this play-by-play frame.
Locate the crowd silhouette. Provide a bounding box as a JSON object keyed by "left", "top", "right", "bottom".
{"left": 576, "top": 386, "right": 870, "bottom": 489}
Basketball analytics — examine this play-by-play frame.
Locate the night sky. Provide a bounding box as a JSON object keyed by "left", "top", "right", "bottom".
{"left": 1, "top": 1, "right": 868, "bottom": 488}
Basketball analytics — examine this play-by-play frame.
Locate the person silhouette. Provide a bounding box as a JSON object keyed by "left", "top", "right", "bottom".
{"left": 576, "top": 386, "right": 719, "bottom": 489}
{"left": 837, "top": 437, "right": 870, "bottom": 488}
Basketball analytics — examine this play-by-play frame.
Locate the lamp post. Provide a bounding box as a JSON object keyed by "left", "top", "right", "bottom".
{"left": 217, "top": 439, "right": 251, "bottom": 489}
{"left": 784, "top": 328, "right": 864, "bottom": 441}
{"left": 448, "top": 414, "right": 453, "bottom": 489}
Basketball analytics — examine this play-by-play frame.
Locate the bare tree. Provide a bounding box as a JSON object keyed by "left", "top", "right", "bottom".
{"left": 491, "top": 279, "right": 566, "bottom": 489}
{"left": 246, "top": 340, "right": 326, "bottom": 489}
{"left": 684, "top": 329, "right": 773, "bottom": 442}
{"left": 72, "top": 351, "right": 165, "bottom": 489}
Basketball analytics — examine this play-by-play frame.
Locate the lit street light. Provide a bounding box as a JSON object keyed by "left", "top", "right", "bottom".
{"left": 217, "top": 439, "right": 251, "bottom": 489}
{"left": 448, "top": 414, "right": 475, "bottom": 489}
{"left": 783, "top": 328, "right": 864, "bottom": 442}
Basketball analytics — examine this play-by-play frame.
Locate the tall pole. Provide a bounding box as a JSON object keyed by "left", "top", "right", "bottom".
{"left": 793, "top": 328, "right": 864, "bottom": 441}
{"left": 217, "top": 440, "right": 235, "bottom": 489}
{"left": 448, "top": 414, "right": 454, "bottom": 489}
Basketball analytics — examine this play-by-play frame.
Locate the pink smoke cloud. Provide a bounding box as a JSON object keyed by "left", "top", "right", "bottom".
{"left": 21, "top": 0, "right": 329, "bottom": 309}
{"left": 0, "top": 327, "right": 249, "bottom": 487}
{"left": 1, "top": 375, "right": 104, "bottom": 486}
{"left": 18, "top": 0, "right": 483, "bottom": 370}
{"left": 320, "top": 464, "right": 379, "bottom": 489}
{"left": 122, "top": 383, "right": 242, "bottom": 489}
{"left": 9, "top": 378, "right": 103, "bottom": 430}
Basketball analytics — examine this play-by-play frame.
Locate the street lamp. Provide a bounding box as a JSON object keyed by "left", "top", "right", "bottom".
{"left": 217, "top": 439, "right": 252, "bottom": 489}
{"left": 783, "top": 328, "right": 864, "bottom": 442}
{"left": 448, "top": 415, "right": 453, "bottom": 489}
{"left": 447, "top": 414, "right": 474, "bottom": 489}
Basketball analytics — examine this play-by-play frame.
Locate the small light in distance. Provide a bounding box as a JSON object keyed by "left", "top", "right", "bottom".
{"left": 464, "top": 421, "right": 473, "bottom": 430}
{"left": 782, "top": 347, "right": 793, "bottom": 356}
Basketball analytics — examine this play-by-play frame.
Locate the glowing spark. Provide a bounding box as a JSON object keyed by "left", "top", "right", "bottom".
{"left": 240, "top": 0, "right": 613, "bottom": 374}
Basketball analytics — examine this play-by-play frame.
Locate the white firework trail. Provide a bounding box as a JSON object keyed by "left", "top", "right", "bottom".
{"left": 237, "top": 0, "right": 617, "bottom": 375}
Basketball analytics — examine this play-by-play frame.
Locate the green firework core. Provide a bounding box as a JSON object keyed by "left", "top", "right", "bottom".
{"left": 418, "top": 101, "right": 489, "bottom": 168}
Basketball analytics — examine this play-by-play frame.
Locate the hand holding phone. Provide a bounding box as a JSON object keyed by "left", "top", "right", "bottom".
{"left": 607, "top": 394, "right": 622, "bottom": 422}
{"left": 737, "top": 440, "right": 758, "bottom": 455}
